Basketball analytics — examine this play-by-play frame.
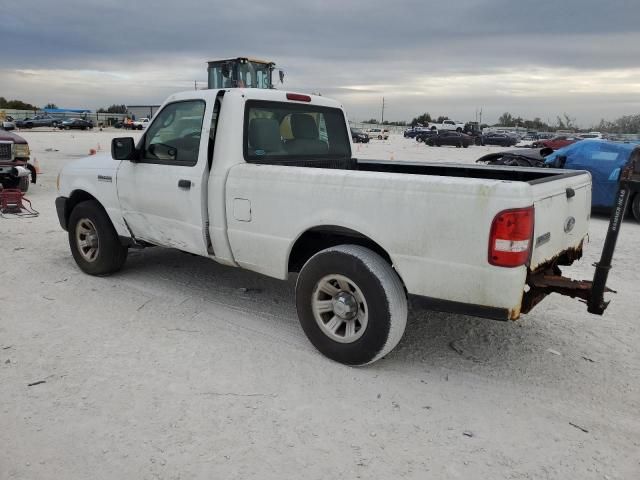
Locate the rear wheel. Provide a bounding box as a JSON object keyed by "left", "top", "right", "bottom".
{"left": 631, "top": 194, "right": 640, "bottom": 223}
{"left": 68, "top": 200, "right": 128, "bottom": 275}
{"left": 296, "top": 245, "right": 407, "bottom": 365}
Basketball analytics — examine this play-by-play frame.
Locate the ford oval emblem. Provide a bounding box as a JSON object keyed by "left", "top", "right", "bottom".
{"left": 564, "top": 216, "right": 576, "bottom": 233}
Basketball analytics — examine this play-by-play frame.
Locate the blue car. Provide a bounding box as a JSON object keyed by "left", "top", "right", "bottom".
{"left": 545, "top": 140, "right": 640, "bottom": 220}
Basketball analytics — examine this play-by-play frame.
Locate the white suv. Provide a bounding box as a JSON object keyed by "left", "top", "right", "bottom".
{"left": 365, "top": 128, "right": 389, "bottom": 140}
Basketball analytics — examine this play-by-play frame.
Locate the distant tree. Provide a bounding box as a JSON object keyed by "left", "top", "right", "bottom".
{"left": 363, "top": 118, "right": 379, "bottom": 124}
{"left": 97, "top": 104, "right": 127, "bottom": 114}
{"left": 498, "top": 112, "right": 514, "bottom": 126}
{"left": 410, "top": 113, "right": 432, "bottom": 126}
{"left": 0, "top": 96, "right": 38, "bottom": 110}
{"left": 382, "top": 120, "right": 407, "bottom": 126}
{"left": 556, "top": 113, "right": 576, "bottom": 130}
{"left": 435, "top": 115, "right": 448, "bottom": 124}
{"left": 44, "top": 103, "right": 58, "bottom": 109}
{"left": 593, "top": 114, "right": 640, "bottom": 134}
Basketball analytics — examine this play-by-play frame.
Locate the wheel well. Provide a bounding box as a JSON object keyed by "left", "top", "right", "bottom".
{"left": 288, "top": 226, "right": 393, "bottom": 273}
{"left": 64, "top": 190, "right": 99, "bottom": 228}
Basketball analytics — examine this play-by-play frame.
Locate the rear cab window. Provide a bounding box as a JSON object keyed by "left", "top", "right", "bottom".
{"left": 243, "top": 100, "right": 351, "bottom": 163}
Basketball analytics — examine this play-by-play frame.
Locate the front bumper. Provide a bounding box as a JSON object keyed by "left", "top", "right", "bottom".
{"left": 55, "top": 196, "right": 68, "bottom": 230}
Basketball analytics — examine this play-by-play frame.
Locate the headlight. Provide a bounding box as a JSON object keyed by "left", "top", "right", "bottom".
{"left": 14, "top": 143, "right": 30, "bottom": 158}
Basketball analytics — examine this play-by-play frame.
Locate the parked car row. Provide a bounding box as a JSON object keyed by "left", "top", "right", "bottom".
{"left": 350, "top": 128, "right": 370, "bottom": 143}
{"left": 57, "top": 118, "right": 94, "bottom": 130}
{"left": 532, "top": 135, "right": 581, "bottom": 150}
{"left": 425, "top": 131, "right": 474, "bottom": 148}
{"left": 15, "top": 115, "right": 62, "bottom": 128}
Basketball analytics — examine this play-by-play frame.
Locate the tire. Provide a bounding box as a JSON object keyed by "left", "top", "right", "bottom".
{"left": 456, "top": 128, "right": 462, "bottom": 133}
{"left": 68, "top": 200, "right": 128, "bottom": 275}
{"left": 296, "top": 245, "right": 407, "bottom": 365}
{"left": 463, "top": 143, "right": 469, "bottom": 148}
{"left": 632, "top": 194, "right": 640, "bottom": 223}
{"left": 26, "top": 123, "right": 33, "bottom": 129}
{"left": 19, "top": 176, "right": 29, "bottom": 192}
{"left": 456, "top": 141, "right": 462, "bottom": 148}
{"left": 64, "top": 126, "right": 70, "bottom": 130}
{"left": 416, "top": 137, "right": 423, "bottom": 143}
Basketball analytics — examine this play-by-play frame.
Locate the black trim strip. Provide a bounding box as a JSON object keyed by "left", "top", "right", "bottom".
{"left": 410, "top": 295, "right": 510, "bottom": 321}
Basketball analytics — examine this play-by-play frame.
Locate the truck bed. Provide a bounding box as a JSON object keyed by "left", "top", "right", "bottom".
{"left": 356, "top": 159, "right": 584, "bottom": 184}
{"left": 250, "top": 156, "right": 584, "bottom": 184}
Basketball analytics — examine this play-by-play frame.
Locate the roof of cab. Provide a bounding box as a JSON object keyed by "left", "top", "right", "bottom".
{"left": 164, "top": 88, "right": 343, "bottom": 110}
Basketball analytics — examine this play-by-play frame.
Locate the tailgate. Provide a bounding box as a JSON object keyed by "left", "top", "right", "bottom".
{"left": 529, "top": 172, "right": 592, "bottom": 270}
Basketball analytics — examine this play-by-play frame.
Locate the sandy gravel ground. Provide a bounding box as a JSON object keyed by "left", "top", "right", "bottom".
{"left": 1, "top": 130, "right": 639, "bottom": 479}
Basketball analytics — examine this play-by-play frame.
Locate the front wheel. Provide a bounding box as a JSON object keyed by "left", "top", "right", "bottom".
{"left": 68, "top": 200, "right": 128, "bottom": 275}
{"left": 416, "top": 137, "right": 423, "bottom": 143}
{"left": 296, "top": 245, "right": 407, "bottom": 365}
{"left": 631, "top": 194, "right": 640, "bottom": 223}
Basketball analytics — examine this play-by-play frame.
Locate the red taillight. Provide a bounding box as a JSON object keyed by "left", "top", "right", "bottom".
{"left": 488, "top": 206, "right": 535, "bottom": 267}
{"left": 286, "top": 93, "right": 311, "bottom": 102}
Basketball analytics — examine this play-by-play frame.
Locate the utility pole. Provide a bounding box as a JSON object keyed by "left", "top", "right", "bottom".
{"left": 194, "top": 80, "right": 197, "bottom": 90}
{"left": 479, "top": 108, "right": 483, "bottom": 127}
{"left": 381, "top": 97, "right": 385, "bottom": 124}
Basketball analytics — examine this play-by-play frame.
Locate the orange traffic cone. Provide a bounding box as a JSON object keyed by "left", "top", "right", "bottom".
{"left": 33, "top": 157, "right": 41, "bottom": 174}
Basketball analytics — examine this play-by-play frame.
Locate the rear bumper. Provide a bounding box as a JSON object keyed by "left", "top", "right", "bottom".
{"left": 55, "top": 196, "right": 68, "bottom": 231}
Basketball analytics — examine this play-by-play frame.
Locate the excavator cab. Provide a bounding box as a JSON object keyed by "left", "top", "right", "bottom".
{"left": 207, "top": 57, "right": 282, "bottom": 89}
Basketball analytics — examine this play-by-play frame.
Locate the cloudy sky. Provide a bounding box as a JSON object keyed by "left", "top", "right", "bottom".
{"left": 2, "top": 0, "right": 639, "bottom": 126}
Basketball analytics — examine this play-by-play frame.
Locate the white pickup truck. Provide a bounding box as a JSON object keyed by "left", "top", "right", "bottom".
{"left": 131, "top": 118, "right": 150, "bottom": 130}
{"left": 429, "top": 119, "right": 465, "bottom": 132}
{"left": 55, "top": 88, "right": 603, "bottom": 365}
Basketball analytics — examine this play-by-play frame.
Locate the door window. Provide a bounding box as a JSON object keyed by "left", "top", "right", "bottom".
{"left": 143, "top": 100, "right": 206, "bottom": 166}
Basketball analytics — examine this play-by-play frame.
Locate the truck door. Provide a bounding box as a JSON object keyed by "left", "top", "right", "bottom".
{"left": 116, "top": 99, "right": 211, "bottom": 255}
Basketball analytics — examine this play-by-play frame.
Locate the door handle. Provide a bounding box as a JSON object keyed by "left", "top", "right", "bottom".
{"left": 178, "top": 179, "right": 191, "bottom": 189}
